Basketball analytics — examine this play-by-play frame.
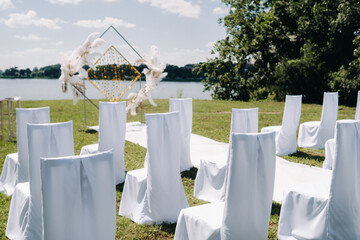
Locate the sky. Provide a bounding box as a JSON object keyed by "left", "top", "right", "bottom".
{"left": 0, "top": 0, "right": 228, "bottom": 70}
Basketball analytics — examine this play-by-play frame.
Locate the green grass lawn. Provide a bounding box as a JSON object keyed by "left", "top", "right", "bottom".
{"left": 0, "top": 99, "right": 355, "bottom": 239}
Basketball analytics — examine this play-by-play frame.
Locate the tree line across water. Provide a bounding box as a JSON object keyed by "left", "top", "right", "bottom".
{"left": 0, "top": 64, "right": 202, "bottom": 82}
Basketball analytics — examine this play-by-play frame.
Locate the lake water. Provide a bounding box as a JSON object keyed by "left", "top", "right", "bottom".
{"left": 0, "top": 79, "right": 212, "bottom": 100}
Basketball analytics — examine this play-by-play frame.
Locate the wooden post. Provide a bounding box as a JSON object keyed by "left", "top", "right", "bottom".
{"left": 17, "top": 100, "right": 21, "bottom": 108}
{"left": 0, "top": 101, "right": 3, "bottom": 141}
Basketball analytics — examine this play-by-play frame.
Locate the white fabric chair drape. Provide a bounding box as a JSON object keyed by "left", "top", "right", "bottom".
{"left": 40, "top": 150, "right": 116, "bottom": 240}
{"left": 174, "top": 131, "right": 276, "bottom": 240}
{"left": 6, "top": 121, "right": 74, "bottom": 240}
{"left": 119, "top": 111, "right": 188, "bottom": 224}
{"left": 169, "top": 98, "right": 193, "bottom": 171}
{"left": 80, "top": 101, "right": 126, "bottom": 184}
{"left": 323, "top": 91, "right": 360, "bottom": 169}
{"left": 298, "top": 92, "right": 338, "bottom": 149}
{"left": 194, "top": 108, "right": 258, "bottom": 202}
{"left": 0, "top": 107, "right": 50, "bottom": 196}
{"left": 261, "top": 95, "right": 302, "bottom": 155}
{"left": 278, "top": 120, "right": 360, "bottom": 239}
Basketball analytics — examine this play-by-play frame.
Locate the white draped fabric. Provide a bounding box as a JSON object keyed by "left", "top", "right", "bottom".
{"left": 0, "top": 107, "right": 50, "bottom": 196}
{"left": 119, "top": 112, "right": 188, "bottom": 224}
{"left": 80, "top": 101, "right": 126, "bottom": 184}
{"left": 323, "top": 91, "right": 360, "bottom": 170}
{"left": 174, "top": 132, "right": 276, "bottom": 240}
{"left": 298, "top": 92, "right": 338, "bottom": 149}
{"left": 194, "top": 108, "right": 258, "bottom": 202}
{"left": 261, "top": 95, "right": 302, "bottom": 155}
{"left": 278, "top": 120, "right": 360, "bottom": 239}
{"left": 169, "top": 98, "right": 193, "bottom": 171}
{"left": 6, "top": 121, "right": 74, "bottom": 240}
{"left": 40, "top": 151, "right": 116, "bottom": 240}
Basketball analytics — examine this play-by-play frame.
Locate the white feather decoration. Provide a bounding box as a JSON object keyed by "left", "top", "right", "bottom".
{"left": 59, "top": 32, "right": 105, "bottom": 104}
{"left": 126, "top": 45, "right": 167, "bottom": 116}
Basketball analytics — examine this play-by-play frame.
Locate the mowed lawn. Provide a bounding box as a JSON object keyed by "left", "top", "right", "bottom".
{"left": 0, "top": 99, "right": 355, "bottom": 239}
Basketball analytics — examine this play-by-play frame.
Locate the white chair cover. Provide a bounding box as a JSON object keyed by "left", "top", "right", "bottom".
{"left": 119, "top": 111, "right": 188, "bottom": 224}
{"left": 194, "top": 108, "right": 258, "bottom": 202}
{"left": 81, "top": 101, "right": 126, "bottom": 184}
{"left": 261, "top": 95, "right": 302, "bottom": 155}
{"left": 6, "top": 121, "right": 74, "bottom": 240}
{"left": 0, "top": 107, "right": 50, "bottom": 196}
{"left": 169, "top": 98, "right": 193, "bottom": 171}
{"left": 356, "top": 90, "right": 360, "bottom": 120}
{"left": 298, "top": 92, "right": 338, "bottom": 149}
{"left": 40, "top": 150, "right": 116, "bottom": 240}
{"left": 323, "top": 91, "right": 360, "bottom": 169}
{"left": 174, "top": 131, "right": 276, "bottom": 240}
{"left": 278, "top": 120, "right": 360, "bottom": 239}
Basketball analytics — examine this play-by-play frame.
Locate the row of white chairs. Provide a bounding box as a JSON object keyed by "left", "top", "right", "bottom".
{"left": 1, "top": 92, "right": 360, "bottom": 239}
{"left": 4, "top": 120, "right": 116, "bottom": 240}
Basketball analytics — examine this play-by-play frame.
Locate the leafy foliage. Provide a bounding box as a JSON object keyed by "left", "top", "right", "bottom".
{"left": 197, "top": 0, "right": 360, "bottom": 104}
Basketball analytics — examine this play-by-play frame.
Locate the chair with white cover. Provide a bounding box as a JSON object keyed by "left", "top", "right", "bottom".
{"left": 6, "top": 121, "right": 74, "bottom": 240}
{"left": 261, "top": 95, "right": 302, "bottom": 155}
{"left": 80, "top": 101, "right": 126, "bottom": 184}
{"left": 0, "top": 107, "right": 50, "bottom": 196}
{"left": 169, "top": 98, "right": 193, "bottom": 171}
{"left": 174, "top": 131, "right": 276, "bottom": 240}
{"left": 278, "top": 120, "right": 360, "bottom": 239}
{"left": 119, "top": 111, "right": 189, "bottom": 224}
{"left": 298, "top": 92, "right": 338, "bottom": 149}
{"left": 40, "top": 150, "right": 116, "bottom": 240}
{"left": 323, "top": 90, "right": 360, "bottom": 169}
{"left": 194, "top": 108, "right": 258, "bottom": 202}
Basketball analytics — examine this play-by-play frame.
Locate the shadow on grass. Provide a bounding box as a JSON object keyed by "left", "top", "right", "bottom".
{"left": 116, "top": 182, "right": 124, "bottom": 192}
{"left": 288, "top": 149, "right": 325, "bottom": 163}
{"left": 181, "top": 167, "right": 198, "bottom": 180}
{"left": 271, "top": 202, "right": 281, "bottom": 216}
{"left": 85, "top": 129, "right": 98, "bottom": 134}
{"left": 158, "top": 222, "right": 176, "bottom": 235}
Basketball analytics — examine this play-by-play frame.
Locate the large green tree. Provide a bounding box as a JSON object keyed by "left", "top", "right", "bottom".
{"left": 196, "top": 0, "right": 360, "bottom": 104}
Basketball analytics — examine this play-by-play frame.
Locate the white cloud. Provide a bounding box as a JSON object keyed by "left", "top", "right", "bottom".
{"left": 137, "top": 0, "right": 200, "bottom": 18}
{"left": 0, "top": 0, "right": 14, "bottom": 11}
{"left": 49, "top": 0, "right": 83, "bottom": 5}
{"left": 12, "top": 48, "right": 58, "bottom": 55}
{"left": 161, "top": 47, "right": 217, "bottom": 66}
{"left": 74, "top": 17, "right": 135, "bottom": 29}
{"left": 56, "top": 41, "right": 64, "bottom": 46}
{"left": 1, "top": 10, "right": 65, "bottom": 29}
{"left": 213, "top": 7, "right": 227, "bottom": 15}
{"left": 205, "top": 41, "right": 215, "bottom": 48}
{"left": 104, "top": 0, "right": 117, "bottom": 2}
{"left": 15, "top": 34, "right": 47, "bottom": 41}
{"left": 0, "top": 48, "right": 62, "bottom": 69}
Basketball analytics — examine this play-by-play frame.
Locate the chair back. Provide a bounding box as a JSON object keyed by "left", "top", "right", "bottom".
{"left": 27, "top": 121, "right": 74, "bottom": 239}
{"left": 221, "top": 132, "right": 276, "bottom": 239}
{"left": 355, "top": 91, "right": 360, "bottom": 120}
{"left": 319, "top": 92, "right": 338, "bottom": 140}
{"left": 280, "top": 95, "right": 302, "bottom": 134}
{"left": 40, "top": 150, "right": 115, "bottom": 240}
{"left": 98, "top": 101, "right": 126, "bottom": 184}
{"left": 328, "top": 120, "right": 360, "bottom": 238}
{"left": 230, "top": 108, "right": 258, "bottom": 137}
{"left": 16, "top": 107, "right": 50, "bottom": 182}
{"left": 169, "top": 98, "right": 193, "bottom": 171}
{"left": 277, "top": 95, "right": 302, "bottom": 155}
{"left": 145, "top": 111, "right": 188, "bottom": 222}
